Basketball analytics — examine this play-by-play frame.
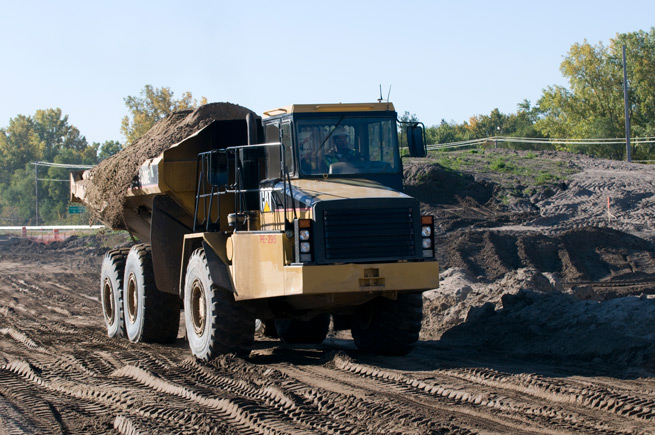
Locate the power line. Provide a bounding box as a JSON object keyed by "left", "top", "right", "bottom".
{"left": 32, "top": 161, "right": 94, "bottom": 169}
{"left": 428, "top": 136, "right": 655, "bottom": 151}
{"left": 31, "top": 160, "right": 94, "bottom": 225}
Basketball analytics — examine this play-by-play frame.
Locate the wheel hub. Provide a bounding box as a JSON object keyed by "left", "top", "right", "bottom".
{"left": 102, "top": 278, "right": 114, "bottom": 325}
{"left": 126, "top": 273, "right": 138, "bottom": 324}
{"left": 191, "top": 279, "right": 206, "bottom": 336}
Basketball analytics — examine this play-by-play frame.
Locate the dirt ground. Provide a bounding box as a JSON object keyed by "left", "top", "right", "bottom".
{"left": 2, "top": 151, "right": 655, "bottom": 434}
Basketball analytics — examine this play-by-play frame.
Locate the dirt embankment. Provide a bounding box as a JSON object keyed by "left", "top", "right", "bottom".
{"left": 404, "top": 151, "right": 655, "bottom": 376}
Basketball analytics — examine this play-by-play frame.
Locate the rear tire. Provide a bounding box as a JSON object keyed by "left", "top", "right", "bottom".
{"left": 275, "top": 314, "right": 330, "bottom": 344}
{"left": 261, "top": 319, "right": 279, "bottom": 338}
{"left": 184, "top": 247, "right": 254, "bottom": 361}
{"left": 255, "top": 319, "right": 279, "bottom": 338}
{"left": 351, "top": 292, "right": 423, "bottom": 356}
{"left": 100, "top": 248, "right": 130, "bottom": 338}
{"left": 123, "top": 244, "right": 180, "bottom": 343}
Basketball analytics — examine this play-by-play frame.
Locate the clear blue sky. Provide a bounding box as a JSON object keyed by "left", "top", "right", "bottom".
{"left": 1, "top": 0, "right": 654, "bottom": 145}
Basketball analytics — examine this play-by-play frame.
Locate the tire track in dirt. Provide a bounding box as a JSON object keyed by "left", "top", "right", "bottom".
{"left": 527, "top": 168, "right": 655, "bottom": 239}
{"left": 175, "top": 358, "right": 353, "bottom": 435}
{"left": 0, "top": 392, "right": 44, "bottom": 435}
{"left": 3, "top": 353, "right": 332, "bottom": 434}
{"left": 112, "top": 364, "right": 310, "bottom": 434}
{"left": 331, "top": 353, "right": 651, "bottom": 434}
{"left": 325, "top": 359, "right": 566, "bottom": 434}
{"left": 446, "top": 367, "right": 655, "bottom": 421}
{"left": 1, "top": 359, "right": 232, "bottom": 434}
{"left": 266, "top": 356, "right": 503, "bottom": 434}
{"left": 0, "top": 366, "right": 66, "bottom": 434}
{"left": 0, "top": 327, "right": 40, "bottom": 350}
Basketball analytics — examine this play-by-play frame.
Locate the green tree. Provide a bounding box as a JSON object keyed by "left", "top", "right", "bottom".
{"left": 0, "top": 109, "right": 100, "bottom": 225}
{"left": 426, "top": 120, "right": 459, "bottom": 144}
{"left": 0, "top": 115, "right": 41, "bottom": 184}
{"left": 33, "top": 108, "right": 88, "bottom": 161}
{"left": 466, "top": 108, "right": 507, "bottom": 138}
{"left": 97, "top": 140, "right": 123, "bottom": 160}
{"left": 1, "top": 165, "right": 36, "bottom": 224}
{"left": 536, "top": 28, "right": 655, "bottom": 159}
{"left": 121, "top": 85, "right": 208, "bottom": 144}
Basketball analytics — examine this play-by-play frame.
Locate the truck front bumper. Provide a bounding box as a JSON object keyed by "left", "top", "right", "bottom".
{"left": 282, "top": 260, "right": 439, "bottom": 296}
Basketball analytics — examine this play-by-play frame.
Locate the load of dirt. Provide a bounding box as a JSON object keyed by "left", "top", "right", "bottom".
{"left": 82, "top": 102, "right": 256, "bottom": 228}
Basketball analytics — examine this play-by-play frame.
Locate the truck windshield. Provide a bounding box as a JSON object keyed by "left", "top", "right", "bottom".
{"left": 296, "top": 117, "right": 400, "bottom": 176}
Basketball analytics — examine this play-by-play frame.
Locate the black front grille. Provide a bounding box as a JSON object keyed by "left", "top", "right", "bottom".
{"left": 323, "top": 207, "right": 416, "bottom": 261}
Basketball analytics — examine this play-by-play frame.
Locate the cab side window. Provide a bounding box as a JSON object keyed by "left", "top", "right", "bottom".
{"left": 264, "top": 123, "right": 281, "bottom": 178}
{"left": 281, "top": 123, "right": 294, "bottom": 174}
{"left": 265, "top": 123, "right": 279, "bottom": 143}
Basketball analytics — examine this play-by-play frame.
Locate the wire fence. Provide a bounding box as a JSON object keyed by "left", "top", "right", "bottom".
{"left": 427, "top": 136, "right": 655, "bottom": 151}
{"left": 0, "top": 225, "right": 104, "bottom": 244}
{"left": 399, "top": 136, "right": 655, "bottom": 163}
{"left": 33, "top": 161, "right": 95, "bottom": 169}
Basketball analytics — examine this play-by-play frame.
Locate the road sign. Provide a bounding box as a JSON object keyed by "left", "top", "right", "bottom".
{"left": 68, "top": 205, "right": 86, "bottom": 214}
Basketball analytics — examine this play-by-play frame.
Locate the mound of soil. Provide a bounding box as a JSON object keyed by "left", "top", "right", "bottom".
{"left": 413, "top": 151, "right": 655, "bottom": 369}
{"left": 83, "top": 102, "right": 256, "bottom": 228}
{"left": 440, "top": 289, "right": 655, "bottom": 370}
{"left": 439, "top": 226, "right": 655, "bottom": 284}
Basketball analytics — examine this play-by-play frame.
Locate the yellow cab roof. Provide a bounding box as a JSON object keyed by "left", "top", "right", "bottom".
{"left": 262, "top": 102, "right": 396, "bottom": 118}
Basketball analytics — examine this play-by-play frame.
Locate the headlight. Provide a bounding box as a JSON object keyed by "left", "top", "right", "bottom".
{"left": 421, "top": 225, "right": 432, "bottom": 237}
{"left": 299, "top": 229, "right": 310, "bottom": 241}
{"left": 300, "top": 242, "right": 311, "bottom": 253}
{"left": 422, "top": 238, "right": 432, "bottom": 249}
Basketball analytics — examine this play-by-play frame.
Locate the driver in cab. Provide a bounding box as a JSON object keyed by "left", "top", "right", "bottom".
{"left": 323, "top": 127, "right": 364, "bottom": 170}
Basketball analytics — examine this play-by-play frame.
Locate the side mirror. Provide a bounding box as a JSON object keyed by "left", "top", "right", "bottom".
{"left": 406, "top": 124, "right": 427, "bottom": 157}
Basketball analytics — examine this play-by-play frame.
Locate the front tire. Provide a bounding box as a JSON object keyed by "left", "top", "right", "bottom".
{"left": 184, "top": 247, "right": 254, "bottom": 361}
{"left": 100, "top": 248, "right": 130, "bottom": 338}
{"left": 123, "top": 244, "right": 180, "bottom": 343}
{"left": 351, "top": 292, "right": 423, "bottom": 355}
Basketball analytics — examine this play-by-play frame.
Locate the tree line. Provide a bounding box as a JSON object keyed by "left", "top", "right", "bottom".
{"left": 2, "top": 29, "right": 655, "bottom": 225}
{"left": 0, "top": 86, "right": 203, "bottom": 225}
{"left": 415, "top": 28, "right": 655, "bottom": 161}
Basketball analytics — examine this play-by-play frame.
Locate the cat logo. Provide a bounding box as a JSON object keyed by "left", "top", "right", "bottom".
{"left": 260, "top": 187, "right": 273, "bottom": 213}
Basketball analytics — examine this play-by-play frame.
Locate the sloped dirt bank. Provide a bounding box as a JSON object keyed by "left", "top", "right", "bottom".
{"left": 412, "top": 151, "right": 655, "bottom": 379}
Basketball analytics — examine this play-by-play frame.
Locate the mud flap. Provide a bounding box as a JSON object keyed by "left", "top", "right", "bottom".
{"left": 201, "top": 240, "right": 236, "bottom": 294}
{"left": 151, "top": 196, "right": 193, "bottom": 295}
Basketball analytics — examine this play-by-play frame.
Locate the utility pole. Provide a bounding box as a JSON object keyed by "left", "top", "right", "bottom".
{"left": 34, "top": 163, "right": 39, "bottom": 226}
{"left": 622, "top": 44, "right": 632, "bottom": 162}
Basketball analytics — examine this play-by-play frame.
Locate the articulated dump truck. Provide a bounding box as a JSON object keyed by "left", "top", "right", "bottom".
{"left": 70, "top": 102, "right": 439, "bottom": 360}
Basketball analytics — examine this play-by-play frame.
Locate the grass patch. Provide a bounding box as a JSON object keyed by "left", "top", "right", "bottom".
{"left": 438, "top": 156, "right": 463, "bottom": 171}
{"left": 489, "top": 157, "right": 521, "bottom": 174}
{"left": 535, "top": 171, "right": 560, "bottom": 185}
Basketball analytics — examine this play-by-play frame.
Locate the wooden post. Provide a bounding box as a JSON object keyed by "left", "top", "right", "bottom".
{"left": 622, "top": 45, "right": 632, "bottom": 162}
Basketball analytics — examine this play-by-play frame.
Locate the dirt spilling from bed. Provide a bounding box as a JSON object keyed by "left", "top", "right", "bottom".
{"left": 81, "top": 103, "right": 255, "bottom": 228}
